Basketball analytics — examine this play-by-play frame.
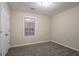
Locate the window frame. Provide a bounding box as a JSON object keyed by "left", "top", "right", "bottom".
{"left": 23, "top": 16, "right": 36, "bottom": 37}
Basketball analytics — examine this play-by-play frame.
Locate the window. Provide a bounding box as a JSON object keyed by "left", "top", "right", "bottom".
{"left": 24, "top": 16, "right": 35, "bottom": 36}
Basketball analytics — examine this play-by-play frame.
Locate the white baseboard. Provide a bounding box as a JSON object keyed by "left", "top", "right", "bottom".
{"left": 10, "top": 40, "right": 79, "bottom": 52}
{"left": 51, "top": 40, "right": 79, "bottom": 52}
{"left": 10, "top": 40, "right": 50, "bottom": 48}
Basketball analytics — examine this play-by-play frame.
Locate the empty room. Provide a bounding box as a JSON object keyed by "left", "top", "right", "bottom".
{"left": 0, "top": 2, "right": 79, "bottom": 56}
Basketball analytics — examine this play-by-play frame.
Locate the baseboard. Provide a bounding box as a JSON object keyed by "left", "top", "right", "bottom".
{"left": 10, "top": 40, "right": 79, "bottom": 52}
{"left": 10, "top": 40, "right": 50, "bottom": 48}
{"left": 51, "top": 40, "right": 79, "bottom": 52}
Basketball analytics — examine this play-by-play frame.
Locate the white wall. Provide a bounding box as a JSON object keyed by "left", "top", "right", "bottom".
{"left": 10, "top": 10, "right": 51, "bottom": 47}
{"left": 51, "top": 6, "right": 79, "bottom": 51}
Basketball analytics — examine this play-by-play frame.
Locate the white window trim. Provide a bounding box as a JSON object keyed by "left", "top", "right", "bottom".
{"left": 23, "top": 16, "right": 37, "bottom": 38}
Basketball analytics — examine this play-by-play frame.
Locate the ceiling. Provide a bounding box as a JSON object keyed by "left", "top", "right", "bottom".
{"left": 8, "top": 2, "right": 79, "bottom": 16}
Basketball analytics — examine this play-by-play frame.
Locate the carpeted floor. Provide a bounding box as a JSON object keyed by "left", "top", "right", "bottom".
{"left": 6, "top": 41, "right": 79, "bottom": 56}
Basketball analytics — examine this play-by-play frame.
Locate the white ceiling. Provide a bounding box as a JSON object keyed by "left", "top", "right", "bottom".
{"left": 8, "top": 2, "right": 79, "bottom": 16}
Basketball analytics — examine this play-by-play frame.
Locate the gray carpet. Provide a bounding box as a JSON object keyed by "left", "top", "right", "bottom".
{"left": 6, "top": 41, "right": 79, "bottom": 56}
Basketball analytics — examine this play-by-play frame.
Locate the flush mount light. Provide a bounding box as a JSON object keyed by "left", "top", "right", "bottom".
{"left": 37, "top": 2, "right": 52, "bottom": 7}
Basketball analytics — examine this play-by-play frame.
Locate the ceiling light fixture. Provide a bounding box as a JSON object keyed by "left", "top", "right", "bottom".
{"left": 37, "top": 2, "right": 52, "bottom": 7}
